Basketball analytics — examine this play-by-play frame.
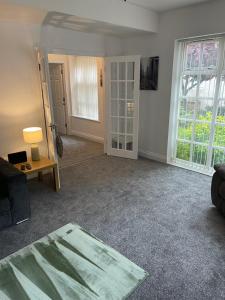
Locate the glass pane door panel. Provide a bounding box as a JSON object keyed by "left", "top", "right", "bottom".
{"left": 199, "top": 75, "right": 216, "bottom": 98}
{"left": 219, "top": 76, "right": 225, "bottom": 99}
{"left": 178, "top": 120, "right": 193, "bottom": 141}
{"left": 127, "top": 118, "right": 134, "bottom": 134}
{"left": 119, "top": 62, "right": 126, "bottom": 80}
{"left": 127, "top": 82, "right": 134, "bottom": 99}
{"left": 111, "top": 62, "right": 117, "bottom": 80}
{"left": 119, "top": 100, "right": 125, "bottom": 116}
{"left": 179, "top": 99, "right": 195, "bottom": 119}
{"left": 127, "top": 62, "right": 134, "bottom": 80}
{"left": 119, "top": 82, "right": 125, "bottom": 99}
{"left": 126, "top": 135, "right": 133, "bottom": 151}
{"left": 185, "top": 42, "right": 201, "bottom": 70}
{"left": 212, "top": 148, "right": 225, "bottom": 166}
{"left": 111, "top": 82, "right": 118, "bottom": 99}
{"left": 176, "top": 141, "right": 191, "bottom": 161}
{"left": 194, "top": 123, "right": 210, "bottom": 144}
{"left": 192, "top": 144, "right": 208, "bottom": 165}
{"left": 112, "top": 134, "right": 118, "bottom": 149}
{"left": 112, "top": 117, "right": 118, "bottom": 132}
{"left": 214, "top": 125, "right": 225, "bottom": 147}
{"left": 119, "top": 135, "right": 125, "bottom": 149}
{"left": 216, "top": 100, "right": 225, "bottom": 121}
{"left": 195, "top": 99, "right": 213, "bottom": 121}
{"left": 127, "top": 101, "right": 135, "bottom": 117}
{"left": 119, "top": 118, "right": 125, "bottom": 133}
{"left": 111, "top": 100, "right": 118, "bottom": 116}
{"left": 181, "top": 75, "right": 198, "bottom": 97}
{"left": 202, "top": 40, "right": 219, "bottom": 69}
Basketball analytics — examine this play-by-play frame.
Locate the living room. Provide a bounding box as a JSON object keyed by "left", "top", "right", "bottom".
{"left": 1, "top": 0, "right": 225, "bottom": 299}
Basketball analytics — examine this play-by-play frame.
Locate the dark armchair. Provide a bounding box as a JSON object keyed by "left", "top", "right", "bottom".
{"left": 0, "top": 158, "right": 30, "bottom": 230}
{"left": 211, "top": 164, "right": 225, "bottom": 216}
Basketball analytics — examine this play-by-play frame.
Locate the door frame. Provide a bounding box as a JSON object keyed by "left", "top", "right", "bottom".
{"left": 167, "top": 40, "right": 182, "bottom": 165}
{"left": 36, "top": 48, "right": 58, "bottom": 161}
{"left": 47, "top": 51, "right": 106, "bottom": 145}
{"left": 48, "top": 62, "right": 69, "bottom": 135}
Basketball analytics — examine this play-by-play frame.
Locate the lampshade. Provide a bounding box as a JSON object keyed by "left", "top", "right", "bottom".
{"left": 23, "top": 127, "right": 43, "bottom": 144}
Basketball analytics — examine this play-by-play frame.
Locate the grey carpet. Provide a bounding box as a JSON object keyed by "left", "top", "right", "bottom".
{"left": 59, "top": 135, "right": 104, "bottom": 169}
{"left": 0, "top": 155, "right": 225, "bottom": 300}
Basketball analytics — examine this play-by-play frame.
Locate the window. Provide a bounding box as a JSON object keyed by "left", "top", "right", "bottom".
{"left": 170, "top": 37, "right": 225, "bottom": 174}
{"left": 70, "top": 56, "right": 99, "bottom": 121}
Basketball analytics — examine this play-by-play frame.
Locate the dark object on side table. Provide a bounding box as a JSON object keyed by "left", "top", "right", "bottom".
{"left": 8, "top": 151, "right": 27, "bottom": 164}
{"left": 0, "top": 157, "right": 30, "bottom": 230}
{"left": 211, "top": 164, "right": 225, "bottom": 216}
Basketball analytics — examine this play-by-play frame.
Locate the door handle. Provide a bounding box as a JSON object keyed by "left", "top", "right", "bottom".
{"left": 49, "top": 123, "right": 57, "bottom": 131}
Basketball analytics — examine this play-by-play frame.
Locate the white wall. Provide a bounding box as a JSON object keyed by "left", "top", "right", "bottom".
{"left": 104, "top": 36, "right": 123, "bottom": 57}
{"left": 122, "top": 0, "right": 225, "bottom": 162}
{"left": 41, "top": 26, "right": 106, "bottom": 57}
{"left": 0, "top": 21, "right": 47, "bottom": 159}
{"left": 41, "top": 25, "right": 123, "bottom": 57}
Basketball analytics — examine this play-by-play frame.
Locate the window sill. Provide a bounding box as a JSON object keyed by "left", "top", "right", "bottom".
{"left": 72, "top": 115, "right": 101, "bottom": 123}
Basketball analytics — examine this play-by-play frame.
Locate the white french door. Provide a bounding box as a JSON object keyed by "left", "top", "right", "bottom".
{"left": 105, "top": 56, "right": 140, "bottom": 159}
{"left": 170, "top": 37, "right": 225, "bottom": 174}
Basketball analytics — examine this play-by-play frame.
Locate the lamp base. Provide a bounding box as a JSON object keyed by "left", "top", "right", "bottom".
{"left": 31, "top": 144, "right": 40, "bottom": 161}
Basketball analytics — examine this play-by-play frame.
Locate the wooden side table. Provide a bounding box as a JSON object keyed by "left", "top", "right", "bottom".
{"left": 15, "top": 157, "right": 60, "bottom": 192}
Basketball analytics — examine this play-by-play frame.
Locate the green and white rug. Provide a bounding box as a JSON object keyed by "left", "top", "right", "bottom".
{"left": 0, "top": 224, "right": 148, "bottom": 299}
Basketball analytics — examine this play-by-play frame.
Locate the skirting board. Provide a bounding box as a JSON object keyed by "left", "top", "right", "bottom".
{"left": 139, "top": 149, "right": 167, "bottom": 163}
{"left": 70, "top": 130, "right": 104, "bottom": 144}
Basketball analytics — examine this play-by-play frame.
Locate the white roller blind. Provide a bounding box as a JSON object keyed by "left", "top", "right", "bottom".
{"left": 70, "top": 56, "right": 99, "bottom": 121}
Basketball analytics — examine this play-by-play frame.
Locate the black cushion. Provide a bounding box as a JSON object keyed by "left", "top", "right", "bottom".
{"left": 0, "top": 157, "right": 30, "bottom": 229}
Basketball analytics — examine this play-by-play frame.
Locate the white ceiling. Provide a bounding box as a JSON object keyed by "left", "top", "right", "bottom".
{"left": 126, "top": 0, "right": 212, "bottom": 12}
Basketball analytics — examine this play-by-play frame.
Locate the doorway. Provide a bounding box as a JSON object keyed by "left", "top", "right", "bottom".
{"left": 46, "top": 53, "right": 140, "bottom": 169}
{"left": 48, "top": 54, "right": 105, "bottom": 169}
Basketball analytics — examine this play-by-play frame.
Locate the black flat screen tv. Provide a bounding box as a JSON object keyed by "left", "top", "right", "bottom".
{"left": 140, "top": 56, "right": 159, "bottom": 91}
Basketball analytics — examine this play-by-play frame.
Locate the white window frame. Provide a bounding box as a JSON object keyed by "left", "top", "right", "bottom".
{"left": 168, "top": 35, "right": 225, "bottom": 175}
{"left": 71, "top": 56, "right": 100, "bottom": 122}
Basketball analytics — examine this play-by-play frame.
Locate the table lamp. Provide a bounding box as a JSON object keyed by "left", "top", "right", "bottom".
{"left": 23, "top": 127, "right": 43, "bottom": 161}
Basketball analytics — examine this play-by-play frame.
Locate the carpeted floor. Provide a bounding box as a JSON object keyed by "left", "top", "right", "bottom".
{"left": 1, "top": 155, "right": 225, "bottom": 299}
{"left": 59, "top": 135, "right": 104, "bottom": 169}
